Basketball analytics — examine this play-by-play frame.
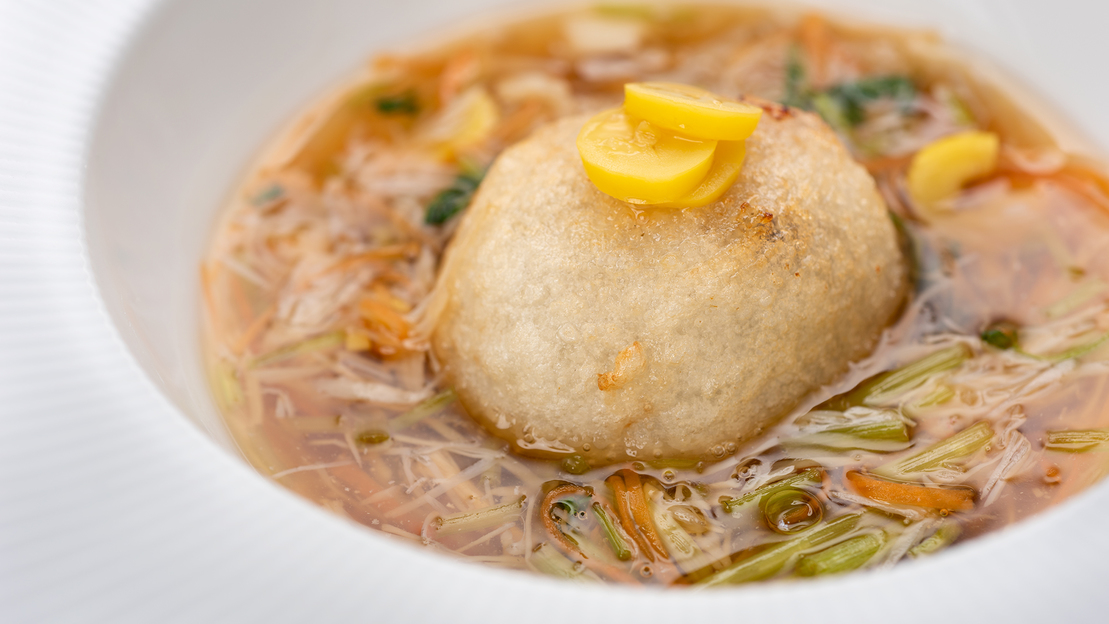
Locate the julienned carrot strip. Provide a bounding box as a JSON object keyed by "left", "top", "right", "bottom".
{"left": 1051, "top": 171, "right": 1109, "bottom": 212}
{"left": 846, "top": 470, "right": 975, "bottom": 511}
{"left": 376, "top": 268, "right": 414, "bottom": 288}
{"left": 798, "top": 13, "right": 831, "bottom": 87}
{"left": 616, "top": 470, "right": 669, "bottom": 559}
{"left": 861, "top": 154, "right": 913, "bottom": 175}
{"left": 359, "top": 298, "right": 411, "bottom": 337}
{"left": 605, "top": 472, "right": 653, "bottom": 562}
{"left": 359, "top": 298, "right": 412, "bottom": 359}
{"left": 540, "top": 484, "right": 592, "bottom": 559}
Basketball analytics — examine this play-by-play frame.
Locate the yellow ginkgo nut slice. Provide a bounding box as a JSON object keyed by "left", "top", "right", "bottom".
{"left": 652, "top": 141, "right": 746, "bottom": 208}
{"left": 907, "top": 130, "right": 1000, "bottom": 209}
{"left": 651, "top": 140, "right": 747, "bottom": 208}
{"left": 577, "top": 107, "right": 718, "bottom": 204}
{"left": 624, "top": 82, "right": 763, "bottom": 141}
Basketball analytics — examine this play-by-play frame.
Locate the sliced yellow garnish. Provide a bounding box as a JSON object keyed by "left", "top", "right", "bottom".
{"left": 577, "top": 108, "right": 718, "bottom": 204}
{"left": 624, "top": 82, "right": 762, "bottom": 141}
{"left": 422, "top": 86, "right": 500, "bottom": 159}
{"left": 653, "top": 141, "right": 747, "bottom": 208}
{"left": 907, "top": 130, "right": 1000, "bottom": 209}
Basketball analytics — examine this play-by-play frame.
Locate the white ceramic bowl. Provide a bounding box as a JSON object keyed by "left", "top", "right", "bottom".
{"left": 3, "top": 0, "right": 1109, "bottom": 621}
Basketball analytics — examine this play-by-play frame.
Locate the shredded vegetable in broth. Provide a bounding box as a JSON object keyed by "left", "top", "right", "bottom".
{"left": 202, "top": 6, "right": 1109, "bottom": 586}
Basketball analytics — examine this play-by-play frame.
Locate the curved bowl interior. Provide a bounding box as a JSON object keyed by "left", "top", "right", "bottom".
{"left": 81, "top": 0, "right": 1109, "bottom": 620}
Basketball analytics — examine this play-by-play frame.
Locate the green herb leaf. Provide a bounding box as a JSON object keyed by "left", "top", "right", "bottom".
{"left": 425, "top": 169, "right": 485, "bottom": 225}
{"left": 375, "top": 91, "right": 420, "bottom": 115}
{"left": 823, "top": 75, "right": 915, "bottom": 126}
{"left": 981, "top": 321, "right": 1019, "bottom": 350}
{"left": 782, "top": 46, "right": 810, "bottom": 110}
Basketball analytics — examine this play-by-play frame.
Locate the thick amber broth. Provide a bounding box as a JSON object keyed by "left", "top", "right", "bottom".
{"left": 204, "top": 5, "right": 1109, "bottom": 585}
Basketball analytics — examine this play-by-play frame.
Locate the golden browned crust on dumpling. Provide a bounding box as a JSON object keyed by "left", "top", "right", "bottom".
{"left": 430, "top": 108, "right": 908, "bottom": 464}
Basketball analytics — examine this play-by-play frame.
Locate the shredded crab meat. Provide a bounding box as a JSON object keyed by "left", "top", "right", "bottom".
{"left": 315, "top": 377, "right": 435, "bottom": 405}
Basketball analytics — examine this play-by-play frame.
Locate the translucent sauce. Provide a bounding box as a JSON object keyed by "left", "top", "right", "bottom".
{"left": 202, "top": 6, "right": 1109, "bottom": 585}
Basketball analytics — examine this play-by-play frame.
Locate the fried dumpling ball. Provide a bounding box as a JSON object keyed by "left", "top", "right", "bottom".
{"left": 429, "top": 105, "right": 908, "bottom": 465}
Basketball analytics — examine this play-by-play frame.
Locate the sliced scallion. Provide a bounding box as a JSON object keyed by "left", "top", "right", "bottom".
{"left": 796, "top": 408, "right": 911, "bottom": 440}
{"left": 696, "top": 513, "right": 863, "bottom": 586}
{"left": 529, "top": 542, "right": 595, "bottom": 582}
{"left": 795, "top": 530, "right": 886, "bottom": 576}
{"left": 762, "top": 488, "right": 823, "bottom": 534}
{"left": 910, "top": 384, "right": 956, "bottom": 411}
{"left": 591, "top": 502, "right": 633, "bottom": 561}
{"left": 1045, "top": 429, "right": 1109, "bottom": 453}
{"left": 858, "top": 345, "right": 972, "bottom": 407}
{"left": 908, "top": 520, "right": 962, "bottom": 558}
{"left": 786, "top": 408, "right": 912, "bottom": 451}
{"left": 1018, "top": 331, "right": 1109, "bottom": 363}
{"left": 875, "top": 421, "right": 993, "bottom": 478}
{"left": 720, "top": 467, "right": 823, "bottom": 515}
{"left": 435, "top": 496, "right": 526, "bottom": 535}
{"left": 820, "top": 344, "right": 971, "bottom": 410}
{"left": 389, "top": 388, "right": 457, "bottom": 431}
